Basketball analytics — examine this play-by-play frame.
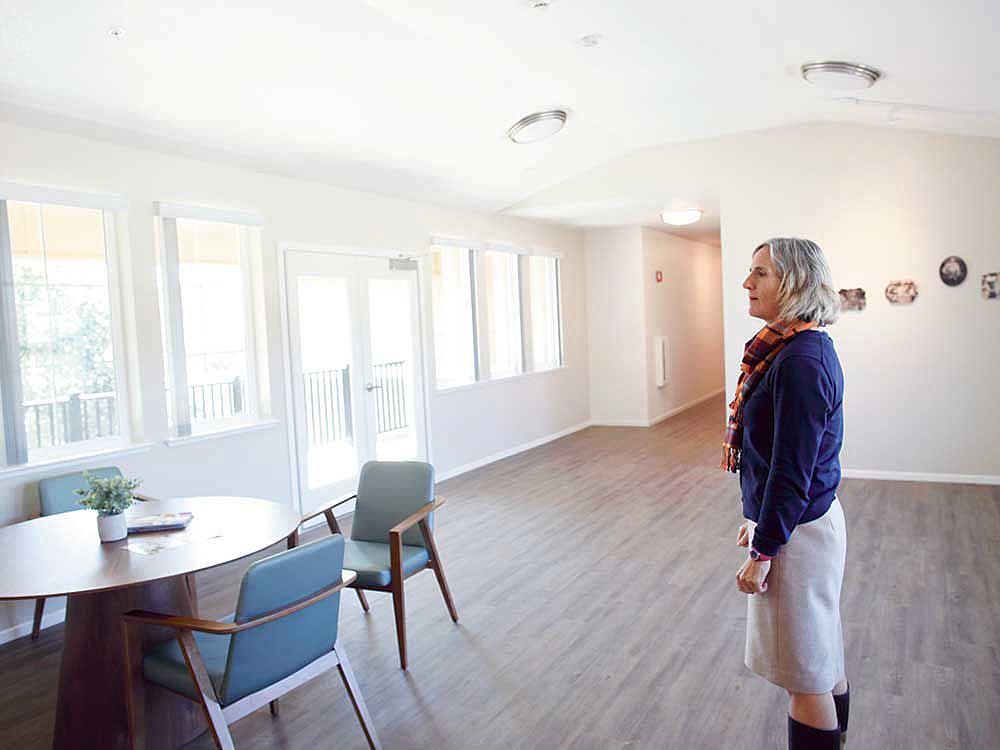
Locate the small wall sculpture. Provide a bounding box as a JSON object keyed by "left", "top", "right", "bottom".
{"left": 839, "top": 288, "right": 866, "bottom": 311}
{"left": 939, "top": 256, "right": 967, "bottom": 286}
{"left": 983, "top": 273, "right": 999, "bottom": 300}
{"left": 885, "top": 280, "right": 919, "bottom": 305}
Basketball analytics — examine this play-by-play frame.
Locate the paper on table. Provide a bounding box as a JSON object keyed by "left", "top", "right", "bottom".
{"left": 123, "top": 527, "right": 224, "bottom": 556}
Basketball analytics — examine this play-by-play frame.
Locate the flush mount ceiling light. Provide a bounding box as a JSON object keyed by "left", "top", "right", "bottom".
{"left": 801, "top": 61, "right": 882, "bottom": 91}
{"left": 507, "top": 110, "right": 568, "bottom": 144}
{"left": 661, "top": 208, "right": 702, "bottom": 226}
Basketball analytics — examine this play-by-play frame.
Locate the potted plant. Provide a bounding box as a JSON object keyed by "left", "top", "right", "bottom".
{"left": 75, "top": 471, "right": 142, "bottom": 543}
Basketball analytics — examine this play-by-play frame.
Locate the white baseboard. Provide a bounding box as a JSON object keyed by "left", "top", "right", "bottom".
{"left": 0, "top": 603, "right": 65, "bottom": 646}
{"left": 842, "top": 469, "right": 1000, "bottom": 486}
{"left": 586, "top": 417, "right": 650, "bottom": 427}
{"left": 647, "top": 388, "right": 726, "bottom": 426}
{"left": 436, "top": 421, "right": 592, "bottom": 482}
{"left": 590, "top": 387, "right": 725, "bottom": 429}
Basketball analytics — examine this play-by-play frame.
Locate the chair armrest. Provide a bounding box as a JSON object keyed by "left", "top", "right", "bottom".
{"left": 123, "top": 571, "right": 358, "bottom": 634}
{"left": 388, "top": 497, "right": 445, "bottom": 538}
{"left": 122, "top": 611, "right": 235, "bottom": 634}
{"left": 300, "top": 494, "right": 358, "bottom": 525}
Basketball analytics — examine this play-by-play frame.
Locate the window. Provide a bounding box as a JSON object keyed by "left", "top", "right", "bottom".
{"left": 428, "top": 239, "right": 564, "bottom": 389}
{"left": 526, "top": 255, "right": 563, "bottom": 370}
{"left": 430, "top": 244, "right": 478, "bottom": 388}
{"left": 157, "top": 205, "right": 264, "bottom": 437}
{"left": 483, "top": 250, "right": 523, "bottom": 379}
{"left": 0, "top": 194, "right": 128, "bottom": 467}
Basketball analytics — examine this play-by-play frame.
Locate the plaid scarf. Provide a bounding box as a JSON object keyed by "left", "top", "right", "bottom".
{"left": 721, "top": 319, "right": 817, "bottom": 472}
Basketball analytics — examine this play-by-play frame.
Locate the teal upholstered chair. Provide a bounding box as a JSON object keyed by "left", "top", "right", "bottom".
{"left": 123, "top": 535, "right": 380, "bottom": 750}
{"left": 32, "top": 467, "right": 124, "bottom": 639}
{"left": 301, "top": 460, "right": 458, "bottom": 670}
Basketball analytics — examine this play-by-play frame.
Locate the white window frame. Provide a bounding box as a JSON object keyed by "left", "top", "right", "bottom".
{"left": 480, "top": 247, "right": 524, "bottom": 380}
{"left": 154, "top": 202, "right": 266, "bottom": 438}
{"left": 0, "top": 183, "right": 134, "bottom": 469}
{"left": 429, "top": 236, "right": 565, "bottom": 392}
{"left": 429, "top": 238, "right": 481, "bottom": 391}
{"left": 522, "top": 253, "right": 565, "bottom": 373}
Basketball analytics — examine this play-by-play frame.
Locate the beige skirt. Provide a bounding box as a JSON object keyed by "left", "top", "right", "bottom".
{"left": 745, "top": 497, "right": 847, "bottom": 693}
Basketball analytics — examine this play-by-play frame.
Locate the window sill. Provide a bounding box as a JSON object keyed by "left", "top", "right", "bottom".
{"left": 0, "top": 442, "right": 155, "bottom": 482}
{"left": 164, "top": 419, "right": 280, "bottom": 447}
{"left": 434, "top": 365, "right": 568, "bottom": 395}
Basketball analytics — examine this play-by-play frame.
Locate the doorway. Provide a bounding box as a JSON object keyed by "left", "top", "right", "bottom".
{"left": 283, "top": 249, "right": 428, "bottom": 517}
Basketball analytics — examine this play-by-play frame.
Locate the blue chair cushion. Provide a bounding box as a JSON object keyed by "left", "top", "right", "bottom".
{"left": 344, "top": 539, "right": 430, "bottom": 588}
{"left": 142, "top": 619, "right": 233, "bottom": 703}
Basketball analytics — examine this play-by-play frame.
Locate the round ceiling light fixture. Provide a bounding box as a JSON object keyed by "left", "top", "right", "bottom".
{"left": 661, "top": 208, "right": 703, "bottom": 226}
{"left": 801, "top": 61, "right": 882, "bottom": 91}
{"left": 507, "top": 110, "right": 568, "bottom": 144}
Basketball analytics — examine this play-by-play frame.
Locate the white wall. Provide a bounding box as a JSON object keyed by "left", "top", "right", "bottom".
{"left": 519, "top": 121, "right": 1000, "bottom": 483}
{"left": 582, "top": 226, "right": 726, "bottom": 426}
{"left": 719, "top": 124, "right": 1000, "bottom": 481}
{"left": 0, "top": 119, "right": 591, "bottom": 637}
{"left": 641, "top": 228, "right": 725, "bottom": 422}
{"left": 583, "top": 227, "right": 648, "bottom": 425}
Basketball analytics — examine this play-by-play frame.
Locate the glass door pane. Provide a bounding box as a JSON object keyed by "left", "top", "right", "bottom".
{"left": 285, "top": 250, "right": 428, "bottom": 518}
{"left": 297, "top": 275, "right": 358, "bottom": 489}
{"left": 366, "top": 277, "right": 419, "bottom": 461}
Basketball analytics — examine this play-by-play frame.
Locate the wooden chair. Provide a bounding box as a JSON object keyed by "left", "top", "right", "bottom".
{"left": 122, "top": 535, "right": 380, "bottom": 750}
{"left": 301, "top": 460, "right": 458, "bottom": 670}
{"left": 33, "top": 467, "right": 157, "bottom": 640}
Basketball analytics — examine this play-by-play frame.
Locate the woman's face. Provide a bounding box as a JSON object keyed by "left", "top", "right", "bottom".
{"left": 743, "top": 245, "right": 782, "bottom": 323}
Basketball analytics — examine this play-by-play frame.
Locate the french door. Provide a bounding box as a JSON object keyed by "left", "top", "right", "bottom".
{"left": 284, "top": 250, "right": 427, "bottom": 516}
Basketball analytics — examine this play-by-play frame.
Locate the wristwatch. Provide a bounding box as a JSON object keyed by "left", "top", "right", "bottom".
{"left": 749, "top": 548, "right": 773, "bottom": 562}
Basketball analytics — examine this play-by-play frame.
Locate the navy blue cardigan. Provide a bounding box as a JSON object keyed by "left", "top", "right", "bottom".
{"left": 740, "top": 330, "right": 844, "bottom": 557}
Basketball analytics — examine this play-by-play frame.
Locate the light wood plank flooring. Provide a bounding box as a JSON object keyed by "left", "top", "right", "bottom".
{"left": 1, "top": 399, "right": 998, "bottom": 748}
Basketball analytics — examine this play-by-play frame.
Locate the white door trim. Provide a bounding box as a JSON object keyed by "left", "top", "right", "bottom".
{"left": 276, "top": 243, "right": 432, "bottom": 518}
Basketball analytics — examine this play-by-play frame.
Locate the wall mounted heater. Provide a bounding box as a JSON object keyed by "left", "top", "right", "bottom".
{"left": 654, "top": 336, "right": 669, "bottom": 387}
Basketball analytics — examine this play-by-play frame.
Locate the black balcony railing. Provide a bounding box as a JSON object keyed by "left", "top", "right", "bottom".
{"left": 303, "top": 361, "right": 408, "bottom": 446}
{"left": 303, "top": 366, "right": 353, "bottom": 446}
{"left": 23, "top": 392, "right": 118, "bottom": 450}
{"left": 22, "top": 363, "right": 409, "bottom": 451}
{"left": 371, "top": 360, "right": 408, "bottom": 434}
{"left": 190, "top": 378, "right": 244, "bottom": 421}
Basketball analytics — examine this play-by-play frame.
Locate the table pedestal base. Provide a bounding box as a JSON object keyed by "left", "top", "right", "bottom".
{"left": 53, "top": 575, "right": 207, "bottom": 750}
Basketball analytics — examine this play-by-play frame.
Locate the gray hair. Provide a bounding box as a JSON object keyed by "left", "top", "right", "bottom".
{"left": 754, "top": 238, "right": 840, "bottom": 326}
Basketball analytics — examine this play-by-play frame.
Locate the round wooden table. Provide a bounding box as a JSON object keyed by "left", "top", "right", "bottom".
{"left": 0, "top": 496, "right": 301, "bottom": 750}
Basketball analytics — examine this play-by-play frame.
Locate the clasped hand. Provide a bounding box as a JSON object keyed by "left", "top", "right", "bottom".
{"left": 735, "top": 521, "right": 770, "bottom": 595}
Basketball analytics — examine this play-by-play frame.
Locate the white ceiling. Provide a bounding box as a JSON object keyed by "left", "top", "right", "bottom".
{"left": 1, "top": 0, "right": 999, "bottom": 234}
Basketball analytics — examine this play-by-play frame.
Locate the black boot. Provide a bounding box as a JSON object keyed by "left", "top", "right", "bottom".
{"left": 788, "top": 715, "right": 841, "bottom": 749}
{"left": 833, "top": 685, "right": 850, "bottom": 746}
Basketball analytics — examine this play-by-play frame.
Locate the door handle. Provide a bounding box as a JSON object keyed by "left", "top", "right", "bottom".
{"left": 365, "top": 383, "right": 382, "bottom": 392}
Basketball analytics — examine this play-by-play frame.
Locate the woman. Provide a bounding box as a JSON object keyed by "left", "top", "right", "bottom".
{"left": 723, "top": 238, "right": 849, "bottom": 749}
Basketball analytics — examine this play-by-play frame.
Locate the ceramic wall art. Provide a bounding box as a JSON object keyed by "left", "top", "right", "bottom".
{"left": 939, "top": 255, "right": 967, "bottom": 286}
{"left": 839, "top": 288, "right": 866, "bottom": 311}
{"left": 983, "top": 273, "right": 999, "bottom": 299}
{"left": 885, "top": 280, "right": 919, "bottom": 304}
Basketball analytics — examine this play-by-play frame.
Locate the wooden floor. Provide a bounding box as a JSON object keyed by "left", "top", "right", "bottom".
{"left": 2, "top": 398, "right": 998, "bottom": 749}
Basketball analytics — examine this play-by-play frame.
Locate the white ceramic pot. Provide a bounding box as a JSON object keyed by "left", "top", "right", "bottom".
{"left": 97, "top": 512, "right": 128, "bottom": 543}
